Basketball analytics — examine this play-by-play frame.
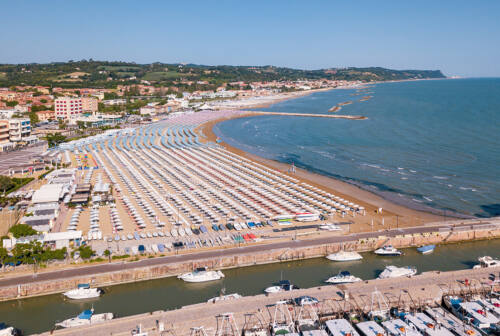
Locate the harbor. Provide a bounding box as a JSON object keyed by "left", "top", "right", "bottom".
{"left": 31, "top": 261, "right": 500, "bottom": 336}
{"left": 0, "top": 238, "right": 499, "bottom": 334}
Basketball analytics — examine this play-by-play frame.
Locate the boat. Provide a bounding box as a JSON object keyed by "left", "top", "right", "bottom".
{"left": 326, "top": 250, "right": 363, "bottom": 262}
{"left": 0, "top": 322, "right": 18, "bottom": 336}
{"left": 177, "top": 267, "right": 224, "bottom": 283}
{"left": 403, "top": 312, "right": 455, "bottom": 336}
{"left": 207, "top": 293, "right": 242, "bottom": 303}
{"left": 374, "top": 245, "right": 402, "bottom": 256}
{"left": 424, "top": 306, "right": 481, "bottom": 336}
{"left": 378, "top": 265, "right": 417, "bottom": 279}
{"left": 417, "top": 245, "right": 436, "bottom": 254}
{"left": 325, "top": 319, "right": 360, "bottom": 336}
{"left": 356, "top": 320, "right": 386, "bottom": 336}
{"left": 381, "top": 318, "right": 422, "bottom": 336}
{"left": 264, "top": 280, "right": 299, "bottom": 293}
{"left": 473, "top": 256, "right": 500, "bottom": 269}
{"left": 325, "top": 271, "right": 362, "bottom": 284}
{"left": 55, "top": 308, "right": 114, "bottom": 328}
{"left": 454, "top": 300, "right": 500, "bottom": 331}
{"left": 63, "top": 283, "right": 102, "bottom": 300}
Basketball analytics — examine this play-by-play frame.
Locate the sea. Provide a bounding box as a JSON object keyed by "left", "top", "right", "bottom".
{"left": 213, "top": 78, "right": 500, "bottom": 218}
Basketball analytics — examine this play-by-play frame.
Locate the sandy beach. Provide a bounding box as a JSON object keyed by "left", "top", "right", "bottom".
{"left": 196, "top": 113, "right": 442, "bottom": 233}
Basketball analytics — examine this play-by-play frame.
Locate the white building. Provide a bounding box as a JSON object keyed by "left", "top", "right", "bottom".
{"left": 9, "top": 118, "right": 34, "bottom": 143}
{"left": 55, "top": 97, "right": 83, "bottom": 121}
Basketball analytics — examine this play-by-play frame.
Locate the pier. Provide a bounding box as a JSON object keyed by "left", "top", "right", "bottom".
{"left": 247, "top": 111, "right": 368, "bottom": 120}
{"left": 35, "top": 266, "right": 500, "bottom": 336}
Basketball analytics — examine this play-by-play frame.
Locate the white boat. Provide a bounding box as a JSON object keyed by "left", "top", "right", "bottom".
{"left": 55, "top": 309, "right": 114, "bottom": 328}
{"left": 0, "top": 323, "right": 17, "bottom": 336}
{"left": 378, "top": 265, "right": 417, "bottom": 279}
{"left": 374, "top": 245, "right": 402, "bottom": 256}
{"left": 264, "top": 280, "right": 298, "bottom": 293}
{"left": 473, "top": 256, "right": 500, "bottom": 269}
{"left": 325, "top": 319, "right": 360, "bottom": 336}
{"left": 382, "top": 318, "right": 422, "bottom": 336}
{"left": 326, "top": 251, "right": 363, "bottom": 262}
{"left": 404, "top": 312, "right": 455, "bottom": 336}
{"left": 63, "top": 284, "right": 102, "bottom": 300}
{"left": 207, "top": 293, "right": 242, "bottom": 303}
{"left": 178, "top": 267, "right": 224, "bottom": 283}
{"left": 425, "top": 306, "right": 481, "bottom": 336}
{"left": 325, "top": 271, "right": 362, "bottom": 284}
{"left": 356, "top": 321, "right": 386, "bottom": 336}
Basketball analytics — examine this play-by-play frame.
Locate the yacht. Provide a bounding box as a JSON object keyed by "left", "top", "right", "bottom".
{"left": 473, "top": 256, "right": 500, "bottom": 269}
{"left": 178, "top": 267, "right": 224, "bottom": 283}
{"left": 374, "top": 245, "right": 402, "bottom": 256}
{"left": 0, "top": 322, "right": 18, "bottom": 336}
{"left": 378, "top": 265, "right": 417, "bottom": 279}
{"left": 264, "top": 280, "right": 299, "bottom": 293}
{"left": 55, "top": 309, "right": 114, "bottom": 328}
{"left": 326, "top": 251, "right": 363, "bottom": 262}
{"left": 325, "top": 271, "right": 362, "bottom": 284}
{"left": 63, "top": 283, "right": 102, "bottom": 300}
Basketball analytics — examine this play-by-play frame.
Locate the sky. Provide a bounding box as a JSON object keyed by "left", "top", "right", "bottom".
{"left": 1, "top": 1, "right": 499, "bottom": 77}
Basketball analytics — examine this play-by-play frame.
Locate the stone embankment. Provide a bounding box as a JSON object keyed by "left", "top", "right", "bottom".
{"left": 0, "top": 218, "right": 499, "bottom": 301}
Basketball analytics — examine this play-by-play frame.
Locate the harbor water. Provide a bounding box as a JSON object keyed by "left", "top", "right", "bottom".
{"left": 213, "top": 78, "right": 500, "bottom": 218}
{"left": 1, "top": 239, "right": 499, "bottom": 334}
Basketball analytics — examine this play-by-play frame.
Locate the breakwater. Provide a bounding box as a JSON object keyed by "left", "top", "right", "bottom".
{"left": 0, "top": 218, "right": 498, "bottom": 302}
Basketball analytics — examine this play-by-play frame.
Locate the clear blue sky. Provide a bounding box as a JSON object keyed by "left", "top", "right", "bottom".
{"left": 1, "top": 0, "right": 499, "bottom": 77}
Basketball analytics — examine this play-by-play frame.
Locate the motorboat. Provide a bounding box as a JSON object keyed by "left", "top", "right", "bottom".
{"left": 178, "top": 267, "right": 224, "bottom": 283}
{"left": 417, "top": 245, "right": 435, "bottom": 254}
{"left": 55, "top": 309, "right": 114, "bottom": 328}
{"left": 378, "top": 265, "right": 417, "bottom": 279}
{"left": 473, "top": 256, "right": 500, "bottom": 269}
{"left": 374, "top": 245, "right": 402, "bottom": 256}
{"left": 0, "top": 322, "right": 18, "bottom": 336}
{"left": 207, "top": 293, "right": 242, "bottom": 303}
{"left": 325, "top": 271, "right": 362, "bottom": 284}
{"left": 63, "top": 283, "right": 102, "bottom": 300}
{"left": 264, "top": 280, "right": 299, "bottom": 293}
{"left": 326, "top": 250, "right": 363, "bottom": 262}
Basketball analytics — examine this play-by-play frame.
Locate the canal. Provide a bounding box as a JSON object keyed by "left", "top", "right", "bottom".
{"left": 1, "top": 239, "right": 499, "bottom": 335}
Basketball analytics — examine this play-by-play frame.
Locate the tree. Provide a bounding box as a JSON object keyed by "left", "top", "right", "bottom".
{"left": 76, "top": 121, "right": 85, "bottom": 129}
{"left": 9, "top": 224, "right": 38, "bottom": 238}
{"left": 76, "top": 245, "right": 94, "bottom": 259}
{"left": 0, "top": 176, "right": 14, "bottom": 195}
{"left": 104, "top": 249, "right": 111, "bottom": 263}
{"left": 0, "top": 247, "right": 8, "bottom": 267}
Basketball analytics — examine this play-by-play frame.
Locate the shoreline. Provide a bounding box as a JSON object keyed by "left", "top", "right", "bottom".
{"left": 197, "top": 114, "right": 443, "bottom": 225}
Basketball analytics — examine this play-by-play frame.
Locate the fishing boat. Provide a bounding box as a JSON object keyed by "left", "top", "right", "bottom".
{"left": 445, "top": 298, "right": 499, "bottom": 332}
{"left": 55, "top": 308, "right": 114, "bottom": 328}
{"left": 326, "top": 250, "right": 363, "bottom": 262}
{"left": 378, "top": 265, "right": 417, "bottom": 279}
{"left": 382, "top": 318, "right": 422, "bottom": 336}
{"left": 403, "top": 312, "right": 455, "bottom": 336}
{"left": 417, "top": 245, "right": 435, "bottom": 254}
{"left": 0, "top": 322, "right": 18, "bottom": 336}
{"left": 325, "top": 271, "right": 362, "bottom": 284}
{"left": 264, "top": 280, "right": 298, "bottom": 293}
{"left": 356, "top": 321, "right": 386, "bottom": 336}
{"left": 374, "top": 245, "right": 402, "bottom": 256}
{"left": 424, "top": 306, "right": 481, "bottom": 336}
{"left": 63, "top": 283, "right": 102, "bottom": 300}
{"left": 324, "top": 319, "right": 360, "bottom": 336}
{"left": 473, "top": 256, "right": 500, "bottom": 269}
{"left": 178, "top": 267, "right": 224, "bottom": 283}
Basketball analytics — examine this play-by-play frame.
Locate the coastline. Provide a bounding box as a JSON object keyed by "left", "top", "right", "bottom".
{"left": 196, "top": 114, "right": 443, "bottom": 228}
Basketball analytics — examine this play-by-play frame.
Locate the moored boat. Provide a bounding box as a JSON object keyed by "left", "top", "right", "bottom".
{"left": 264, "top": 280, "right": 298, "bottom": 293}
{"left": 378, "top": 265, "right": 417, "bottom": 279}
{"left": 417, "top": 245, "right": 435, "bottom": 254}
{"left": 326, "top": 250, "right": 363, "bottom": 262}
{"left": 207, "top": 293, "right": 242, "bottom": 303}
{"left": 325, "top": 271, "right": 362, "bottom": 284}
{"left": 178, "top": 267, "right": 224, "bottom": 283}
{"left": 0, "top": 322, "right": 18, "bottom": 336}
{"left": 473, "top": 256, "right": 500, "bottom": 269}
{"left": 55, "top": 309, "right": 114, "bottom": 328}
{"left": 63, "top": 283, "right": 102, "bottom": 300}
{"left": 374, "top": 245, "right": 402, "bottom": 256}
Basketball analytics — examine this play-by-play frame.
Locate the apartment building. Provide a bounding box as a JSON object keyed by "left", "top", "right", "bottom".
{"left": 55, "top": 97, "right": 83, "bottom": 120}
{"left": 9, "top": 118, "right": 32, "bottom": 142}
{"left": 0, "top": 119, "right": 13, "bottom": 151}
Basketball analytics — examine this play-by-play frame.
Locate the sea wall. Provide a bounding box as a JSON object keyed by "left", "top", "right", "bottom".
{"left": 1, "top": 225, "right": 499, "bottom": 301}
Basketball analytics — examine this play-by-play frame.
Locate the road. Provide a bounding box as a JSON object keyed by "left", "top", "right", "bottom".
{"left": 0, "top": 218, "right": 498, "bottom": 288}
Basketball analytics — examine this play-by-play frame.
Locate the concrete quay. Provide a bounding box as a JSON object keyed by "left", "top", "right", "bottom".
{"left": 35, "top": 266, "right": 500, "bottom": 336}
{"left": 0, "top": 218, "right": 498, "bottom": 301}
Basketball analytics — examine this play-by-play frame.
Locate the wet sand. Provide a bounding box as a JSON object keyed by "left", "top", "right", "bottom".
{"left": 196, "top": 115, "right": 442, "bottom": 232}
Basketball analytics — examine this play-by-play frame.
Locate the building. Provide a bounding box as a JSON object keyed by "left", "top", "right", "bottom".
{"left": 0, "top": 119, "right": 12, "bottom": 151}
{"left": 55, "top": 97, "right": 83, "bottom": 121}
{"left": 9, "top": 118, "right": 33, "bottom": 142}
{"left": 81, "top": 97, "right": 98, "bottom": 113}
{"left": 35, "top": 110, "right": 55, "bottom": 122}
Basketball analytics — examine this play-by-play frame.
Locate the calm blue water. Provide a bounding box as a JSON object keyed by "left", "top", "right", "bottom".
{"left": 214, "top": 79, "right": 500, "bottom": 217}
